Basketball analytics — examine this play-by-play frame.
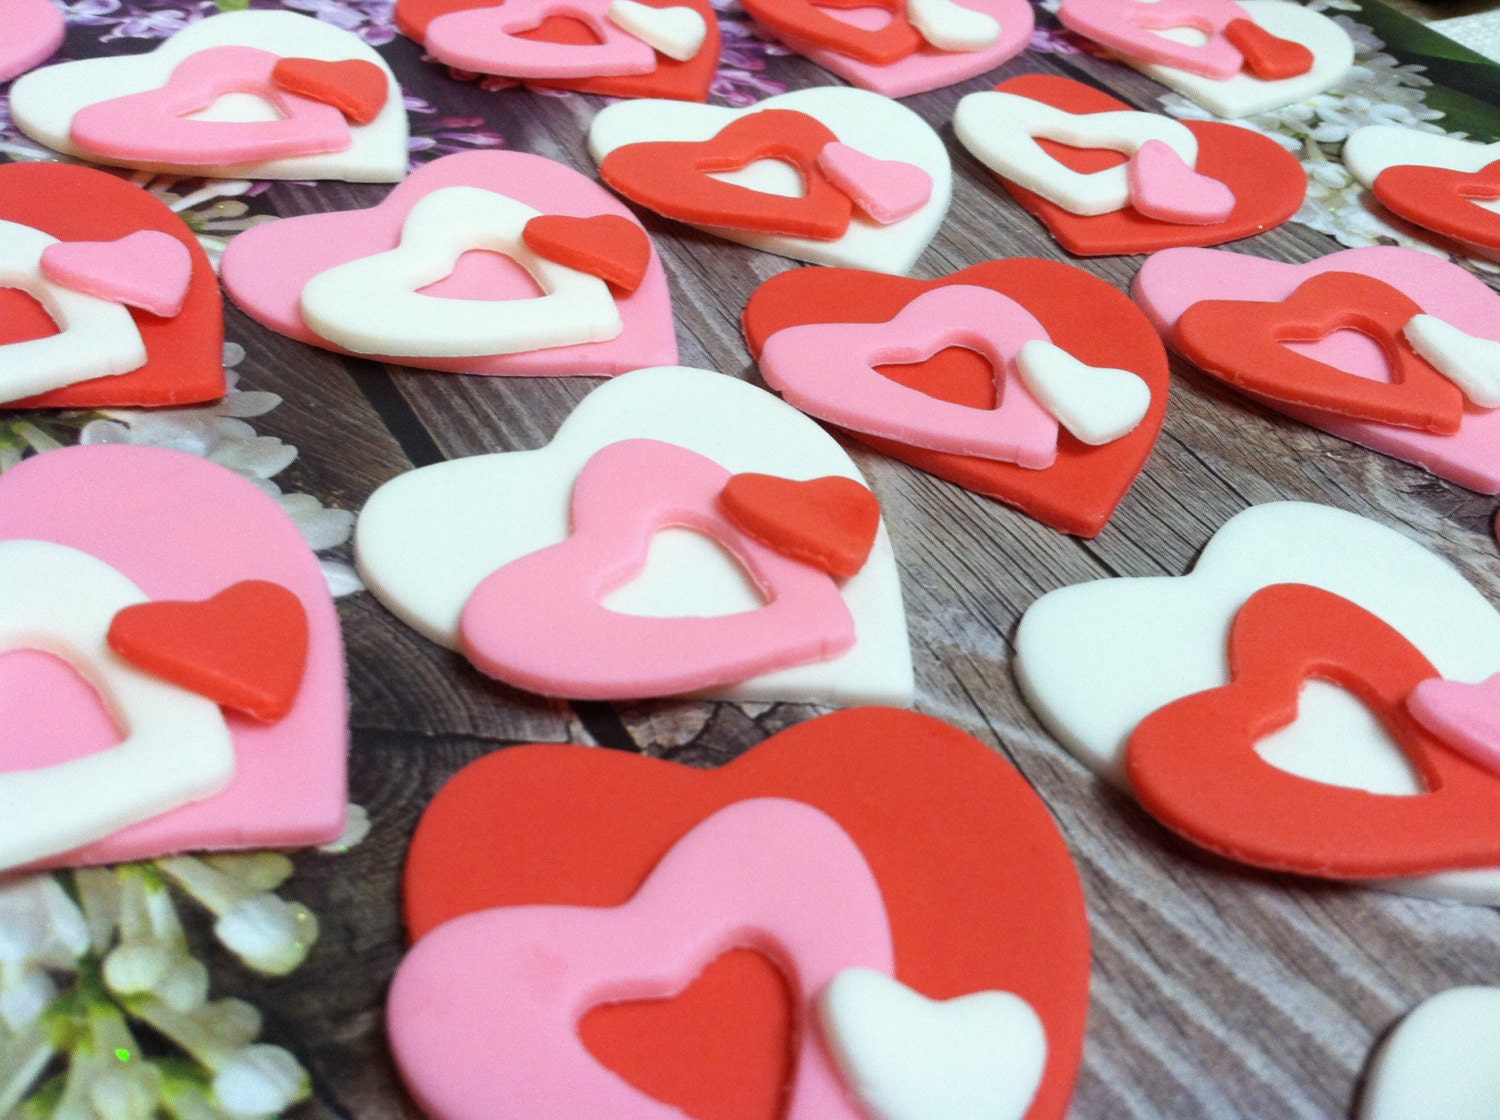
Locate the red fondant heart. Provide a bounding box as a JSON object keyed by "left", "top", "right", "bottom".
{"left": 599, "top": 110, "right": 852, "bottom": 240}
{"left": 0, "top": 162, "right": 224, "bottom": 409}
{"left": 108, "top": 580, "right": 309, "bottom": 723}
{"left": 395, "top": 0, "right": 721, "bottom": 101}
{"left": 743, "top": 259, "right": 1169, "bottom": 537}
{"left": 740, "top": 0, "right": 921, "bottom": 65}
{"left": 1126, "top": 584, "right": 1500, "bottom": 878}
{"left": 522, "top": 213, "right": 652, "bottom": 292}
{"left": 404, "top": 707, "right": 1090, "bottom": 1120}
{"left": 720, "top": 473, "right": 881, "bottom": 578}
{"left": 985, "top": 75, "right": 1306, "bottom": 257}
{"left": 1174, "top": 270, "right": 1466, "bottom": 434}
{"left": 1373, "top": 160, "right": 1500, "bottom": 255}
{"left": 1223, "top": 17, "right": 1313, "bottom": 79}
{"left": 271, "top": 57, "right": 389, "bottom": 125}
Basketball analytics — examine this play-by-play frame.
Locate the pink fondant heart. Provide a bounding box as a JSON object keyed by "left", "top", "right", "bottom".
{"left": 1133, "top": 246, "right": 1500, "bottom": 493}
{"left": 388, "top": 797, "right": 891, "bottom": 1120}
{"left": 1057, "top": 0, "right": 1248, "bottom": 79}
{"left": 1127, "top": 140, "right": 1236, "bottom": 225}
{"left": 220, "top": 150, "right": 676, "bottom": 376}
{"left": 817, "top": 142, "right": 933, "bottom": 226}
{"left": 0, "top": 0, "right": 65, "bottom": 83}
{"left": 0, "top": 445, "right": 347, "bottom": 868}
{"left": 41, "top": 231, "right": 194, "bottom": 319}
{"left": 1408, "top": 674, "right": 1500, "bottom": 777}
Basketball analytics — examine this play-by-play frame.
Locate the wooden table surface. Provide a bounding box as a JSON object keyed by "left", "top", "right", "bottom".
{"left": 21, "top": 4, "right": 1500, "bottom": 1118}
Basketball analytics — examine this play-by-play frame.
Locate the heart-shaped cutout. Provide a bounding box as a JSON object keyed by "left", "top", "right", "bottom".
{"left": 608, "top": 0, "right": 708, "bottom": 60}
{"left": 221, "top": 150, "right": 675, "bottom": 376}
{"left": 1127, "top": 139, "right": 1236, "bottom": 225}
{"left": 720, "top": 473, "right": 881, "bottom": 578}
{"left": 108, "top": 581, "right": 309, "bottom": 724}
{"left": 0, "top": 162, "right": 224, "bottom": 410}
{"left": 355, "top": 366, "right": 912, "bottom": 706}
{"left": 1404, "top": 315, "right": 1500, "bottom": 408}
{"left": 741, "top": 0, "right": 922, "bottom": 65}
{"left": 0, "top": 444, "right": 346, "bottom": 870}
{"left": 744, "top": 259, "right": 1169, "bottom": 537}
{"left": 523, "top": 213, "right": 653, "bottom": 292}
{"left": 1058, "top": 0, "right": 1249, "bottom": 79}
{"left": 41, "top": 231, "right": 194, "bottom": 319}
{"left": 589, "top": 88, "right": 952, "bottom": 273}
{"left": 1015, "top": 339, "right": 1152, "bottom": 446}
{"left": 398, "top": 707, "right": 1090, "bottom": 1120}
{"left": 1361, "top": 987, "right": 1500, "bottom": 1120}
{"left": 907, "top": 0, "right": 1001, "bottom": 50}
{"left": 957, "top": 75, "right": 1303, "bottom": 255}
{"left": 1223, "top": 16, "right": 1312, "bottom": 78}
{"left": 1344, "top": 127, "right": 1500, "bottom": 258}
{"left": 1407, "top": 674, "right": 1500, "bottom": 778}
{"left": 1374, "top": 160, "right": 1500, "bottom": 257}
{"left": 817, "top": 142, "right": 933, "bottom": 225}
{"left": 10, "top": 10, "right": 408, "bottom": 181}
{"left": 425, "top": 0, "right": 659, "bottom": 79}
{"left": 271, "top": 56, "right": 390, "bottom": 124}
{"left": 1134, "top": 246, "right": 1500, "bottom": 493}
{"left": 0, "top": 0, "right": 64, "bottom": 83}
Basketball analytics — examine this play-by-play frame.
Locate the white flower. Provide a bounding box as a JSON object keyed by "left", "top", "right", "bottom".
{"left": 214, "top": 899, "right": 319, "bottom": 978}
{"left": 211, "top": 1045, "right": 309, "bottom": 1119}
{"left": 0, "top": 968, "right": 55, "bottom": 1031}
{"left": 0, "top": 876, "right": 89, "bottom": 968}
{"left": 318, "top": 805, "right": 371, "bottom": 854}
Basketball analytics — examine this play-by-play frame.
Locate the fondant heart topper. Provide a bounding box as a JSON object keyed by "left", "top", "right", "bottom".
{"left": 220, "top": 150, "right": 676, "bottom": 377}
{"left": 954, "top": 76, "right": 1304, "bottom": 256}
{"left": 588, "top": 88, "right": 952, "bottom": 274}
{"left": 0, "top": 0, "right": 64, "bottom": 83}
{"left": 0, "top": 444, "right": 347, "bottom": 873}
{"left": 10, "top": 11, "right": 408, "bottom": 181}
{"left": 1133, "top": 245, "right": 1500, "bottom": 494}
{"left": 742, "top": 259, "right": 1170, "bottom": 537}
{"left": 355, "top": 366, "right": 913, "bottom": 706}
{"left": 0, "top": 162, "right": 225, "bottom": 411}
{"left": 395, "top": 0, "right": 722, "bottom": 101}
{"left": 391, "top": 707, "right": 1090, "bottom": 1120}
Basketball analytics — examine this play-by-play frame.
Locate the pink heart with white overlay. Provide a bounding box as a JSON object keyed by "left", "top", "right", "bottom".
{"left": 42, "top": 231, "right": 194, "bottom": 319}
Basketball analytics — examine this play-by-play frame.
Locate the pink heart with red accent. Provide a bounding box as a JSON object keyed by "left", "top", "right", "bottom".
{"left": 41, "top": 231, "right": 194, "bottom": 319}
{"left": 0, "top": 0, "right": 64, "bottom": 83}
{"left": 1408, "top": 673, "right": 1500, "bottom": 778}
{"left": 0, "top": 444, "right": 347, "bottom": 871}
{"left": 1133, "top": 245, "right": 1500, "bottom": 493}
{"left": 817, "top": 143, "right": 933, "bottom": 225}
{"left": 222, "top": 150, "right": 676, "bottom": 376}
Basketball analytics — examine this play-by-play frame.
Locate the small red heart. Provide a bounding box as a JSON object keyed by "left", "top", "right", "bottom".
{"left": 1373, "top": 160, "right": 1500, "bottom": 256}
{"left": 739, "top": 0, "right": 921, "bottom": 66}
{"left": 1223, "top": 17, "right": 1313, "bottom": 79}
{"left": 599, "top": 110, "right": 852, "bottom": 240}
{"left": 1126, "top": 584, "right": 1500, "bottom": 879}
{"left": 107, "top": 580, "right": 309, "bottom": 723}
{"left": 1174, "top": 270, "right": 1466, "bottom": 434}
{"left": 720, "top": 473, "right": 881, "bottom": 578}
{"left": 522, "top": 214, "right": 652, "bottom": 292}
{"left": 270, "top": 57, "right": 389, "bottom": 125}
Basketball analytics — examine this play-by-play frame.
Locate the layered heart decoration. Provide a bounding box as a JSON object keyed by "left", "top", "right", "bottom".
{"left": 1015, "top": 501, "right": 1500, "bottom": 903}
{"left": 589, "top": 88, "right": 952, "bottom": 274}
{"left": 955, "top": 76, "right": 1304, "bottom": 256}
{"left": 720, "top": 473, "right": 882, "bottom": 578}
{"left": 1133, "top": 245, "right": 1500, "bottom": 493}
{"left": 220, "top": 151, "right": 675, "bottom": 377}
{"left": 1344, "top": 127, "right": 1500, "bottom": 261}
{"left": 1361, "top": 987, "right": 1500, "bottom": 1120}
{"left": 743, "top": 260, "right": 1169, "bottom": 537}
{"left": 9, "top": 10, "right": 407, "bottom": 181}
{"left": 1407, "top": 674, "right": 1500, "bottom": 779}
{"left": 0, "top": 444, "right": 347, "bottom": 872}
{"left": 738, "top": 0, "right": 1031, "bottom": 98}
{"left": 393, "top": 707, "right": 1090, "bottom": 1120}
{"left": 0, "top": 0, "right": 64, "bottom": 83}
{"left": 0, "top": 163, "right": 224, "bottom": 410}
{"left": 396, "top": 0, "right": 720, "bottom": 101}
{"left": 355, "top": 366, "right": 912, "bottom": 705}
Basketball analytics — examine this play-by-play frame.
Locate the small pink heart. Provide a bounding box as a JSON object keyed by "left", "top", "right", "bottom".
{"left": 41, "top": 231, "right": 194, "bottom": 319}
{"left": 1408, "top": 673, "right": 1500, "bottom": 777}
{"left": 816, "top": 142, "right": 933, "bottom": 226}
{"left": 1127, "top": 139, "right": 1236, "bottom": 226}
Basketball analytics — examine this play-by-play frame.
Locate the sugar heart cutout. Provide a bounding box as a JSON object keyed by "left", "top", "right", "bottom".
{"left": 1373, "top": 160, "right": 1500, "bottom": 256}
{"left": 817, "top": 143, "right": 933, "bottom": 226}
{"left": 399, "top": 707, "right": 1090, "bottom": 1120}
{"left": 906, "top": 0, "right": 1000, "bottom": 51}
{"left": 1404, "top": 315, "right": 1500, "bottom": 408}
{"left": 1222, "top": 16, "right": 1313, "bottom": 78}
{"left": 271, "top": 57, "right": 390, "bottom": 125}
{"left": 0, "top": 0, "right": 65, "bottom": 83}
{"left": 1344, "top": 128, "right": 1500, "bottom": 257}
{"left": 0, "top": 162, "right": 224, "bottom": 410}
{"left": 1407, "top": 674, "right": 1500, "bottom": 778}
{"left": 41, "top": 231, "right": 194, "bottom": 319}
{"left": 1015, "top": 340, "right": 1152, "bottom": 446}
{"left": 741, "top": 0, "right": 921, "bottom": 65}
{"left": 0, "top": 445, "right": 346, "bottom": 870}
{"left": 1058, "top": 0, "right": 1249, "bottom": 79}
{"left": 522, "top": 213, "right": 653, "bottom": 292}
{"left": 426, "top": 0, "right": 658, "bottom": 80}
{"left": 1362, "top": 987, "right": 1500, "bottom": 1120}
{"left": 720, "top": 473, "right": 882, "bottom": 578}
{"left": 108, "top": 581, "right": 310, "bottom": 724}
{"left": 1127, "top": 139, "right": 1236, "bottom": 225}
{"left": 744, "top": 260, "right": 1169, "bottom": 537}
{"left": 608, "top": 0, "right": 708, "bottom": 60}
{"left": 1134, "top": 246, "right": 1500, "bottom": 492}
{"left": 221, "top": 151, "right": 675, "bottom": 376}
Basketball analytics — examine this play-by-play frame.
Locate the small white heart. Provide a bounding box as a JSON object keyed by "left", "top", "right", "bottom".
{"left": 1405, "top": 314, "right": 1500, "bottom": 409}
{"left": 906, "top": 0, "right": 1000, "bottom": 51}
{"left": 1015, "top": 339, "right": 1151, "bottom": 445}
{"left": 606, "top": 0, "right": 707, "bottom": 61}
{"left": 816, "top": 967, "right": 1046, "bottom": 1120}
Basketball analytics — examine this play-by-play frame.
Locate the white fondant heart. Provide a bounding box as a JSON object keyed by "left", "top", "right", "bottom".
{"left": 817, "top": 967, "right": 1046, "bottom": 1120}
{"left": 906, "top": 0, "right": 1000, "bottom": 52}
{"left": 299, "top": 186, "right": 621, "bottom": 358}
{"left": 1404, "top": 314, "right": 1500, "bottom": 409}
{"left": 588, "top": 88, "right": 952, "bottom": 275}
{"left": 1015, "top": 340, "right": 1151, "bottom": 445}
{"left": 355, "top": 366, "right": 913, "bottom": 706}
{"left": 1131, "top": 0, "right": 1354, "bottom": 119}
{"left": 607, "top": 0, "right": 708, "bottom": 60}
{"left": 9, "top": 10, "right": 408, "bottom": 181}
{"left": 1015, "top": 501, "right": 1500, "bottom": 905}
{"left": 1362, "top": 988, "right": 1500, "bottom": 1120}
